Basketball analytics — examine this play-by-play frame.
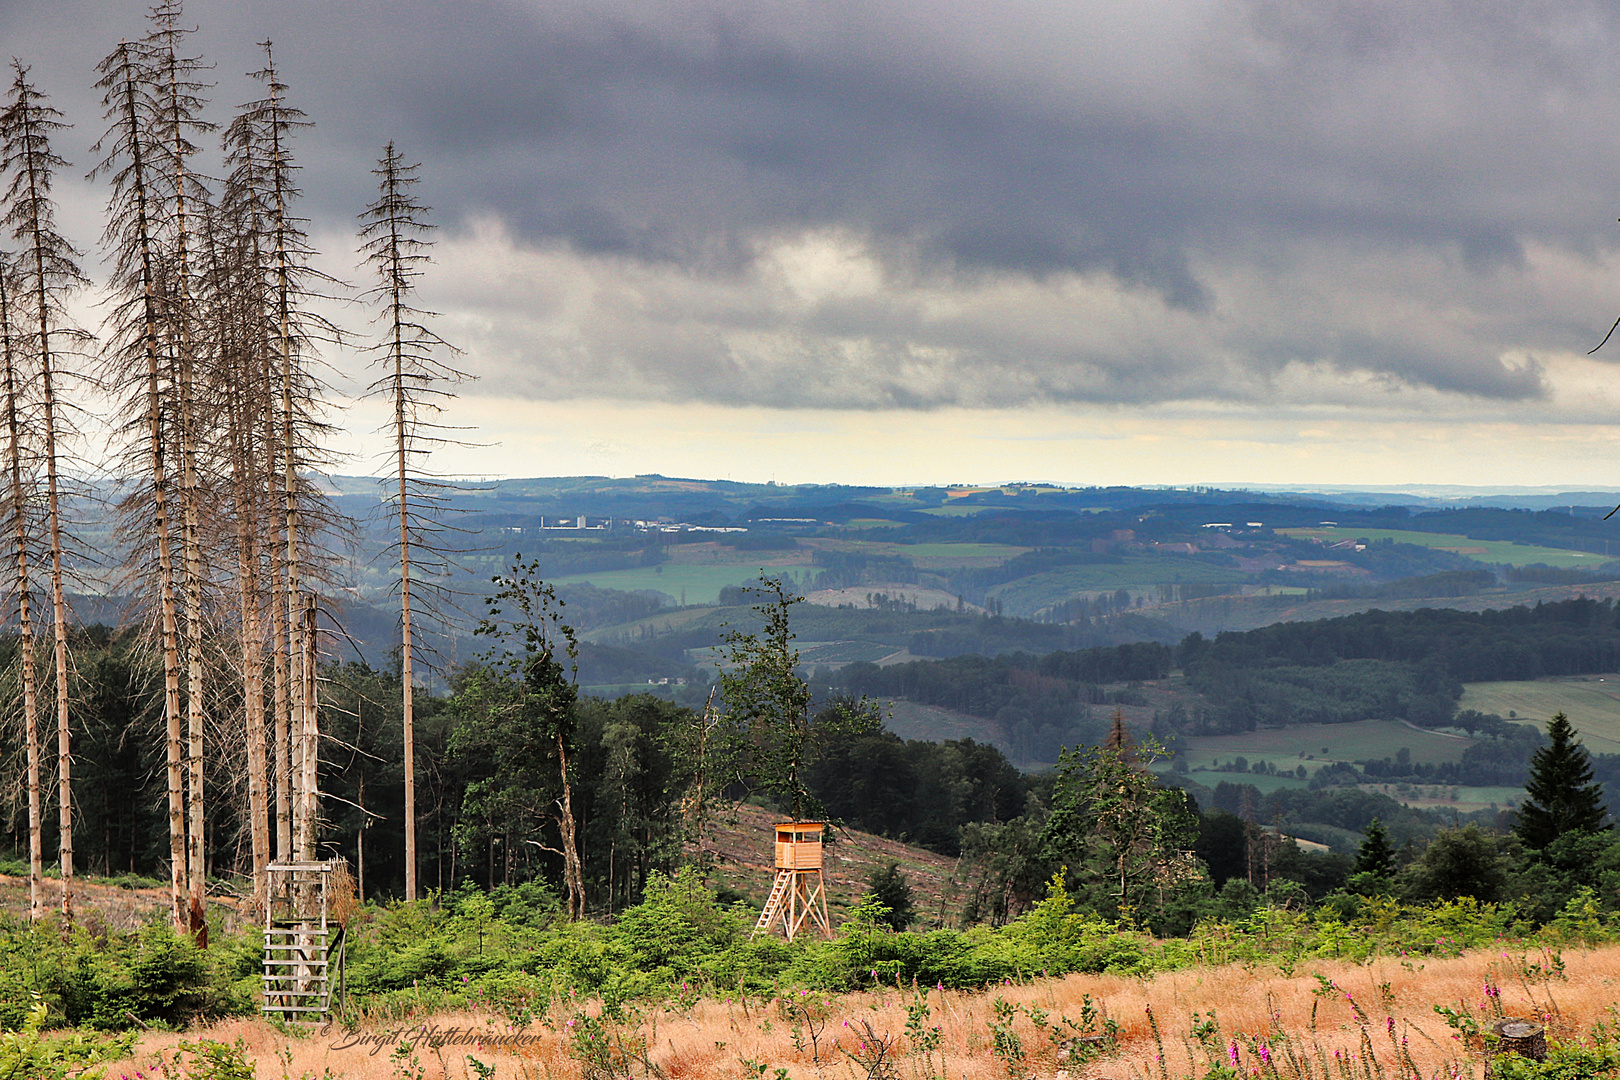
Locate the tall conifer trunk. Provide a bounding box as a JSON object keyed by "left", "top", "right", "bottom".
{"left": 0, "top": 263, "right": 42, "bottom": 922}
{"left": 357, "top": 143, "right": 468, "bottom": 902}
{"left": 2, "top": 63, "right": 89, "bottom": 928}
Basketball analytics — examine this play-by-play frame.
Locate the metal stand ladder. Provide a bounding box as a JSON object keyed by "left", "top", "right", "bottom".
{"left": 262, "top": 860, "right": 346, "bottom": 1024}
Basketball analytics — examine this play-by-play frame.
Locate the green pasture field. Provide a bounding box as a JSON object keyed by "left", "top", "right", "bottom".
{"left": 1459, "top": 676, "right": 1620, "bottom": 753}
{"left": 1175, "top": 768, "right": 1310, "bottom": 794}
{"left": 550, "top": 563, "right": 817, "bottom": 605}
{"left": 1175, "top": 718, "right": 1475, "bottom": 769}
{"left": 1276, "top": 527, "right": 1607, "bottom": 569}
{"left": 1357, "top": 782, "right": 1523, "bottom": 812}
{"left": 988, "top": 555, "right": 1248, "bottom": 615}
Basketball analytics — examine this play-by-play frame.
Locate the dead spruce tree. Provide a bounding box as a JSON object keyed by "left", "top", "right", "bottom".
{"left": 92, "top": 33, "right": 191, "bottom": 935}
{"left": 148, "top": 1, "right": 218, "bottom": 942}
{"left": 199, "top": 189, "right": 274, "bottom": 911}
{"left": 1, "top": 62, "right": 91, "bottom": 926}
{"left": 223, "top": 40, "right": 343, "bottom": 865}
{"left": 357, "top": 143, "right": 468, "bottom": 903}
{"left": 0, "top": 254, "right": 47, "bottom": 921}
{"left": 92, "top": 4, "right": 219, "bottom": 937}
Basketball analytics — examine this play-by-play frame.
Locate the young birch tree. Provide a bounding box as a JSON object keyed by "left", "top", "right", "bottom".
{"left": 1, "top": 62, "right": 91, "bottom": 926}
{"left": 357, "top": 143, "right": 467, "bottom": 903}
{"left": 470, "top": 561, "right": 586, "bottom": 919}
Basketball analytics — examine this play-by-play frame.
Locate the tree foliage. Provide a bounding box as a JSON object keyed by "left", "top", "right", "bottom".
{"left": 1039, "top": 719, "right": 1202, "bottom": 920}
{"left": 462, "top": 558, "right": 586, "bottom": 918}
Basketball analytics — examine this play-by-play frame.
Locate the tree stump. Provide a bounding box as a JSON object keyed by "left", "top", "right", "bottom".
{"left": 1488, "top": 1018, "right": 1546, "bottom": 1071}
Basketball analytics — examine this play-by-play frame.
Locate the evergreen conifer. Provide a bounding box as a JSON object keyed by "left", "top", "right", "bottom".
{"left": 1354, "top": 817, "right": 1395, "bottom": 876}
{"left": 1515, "top": 712, "right": 1609, "bottom": 849}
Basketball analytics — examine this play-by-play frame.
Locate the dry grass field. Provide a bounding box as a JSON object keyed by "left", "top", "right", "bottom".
{"left": 97, "top": 943, "right": 1620, "bottom": 1078}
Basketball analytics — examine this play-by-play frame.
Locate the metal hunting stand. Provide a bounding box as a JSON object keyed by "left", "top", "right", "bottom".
{"left": 262, "top": 860, "right": 346, "bottom": 1024}
{"left": 753, "top": 822, "right": 833, "bottom": 941}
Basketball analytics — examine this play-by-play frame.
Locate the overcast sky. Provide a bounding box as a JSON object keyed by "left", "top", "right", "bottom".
{"left": 6, "top": 0, "right": 1620, "bottom": 488}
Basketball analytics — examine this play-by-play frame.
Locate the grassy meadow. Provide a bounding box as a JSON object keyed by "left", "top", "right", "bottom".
{"left": 1460, "top": 676, "right": 1620, "bottom": 753}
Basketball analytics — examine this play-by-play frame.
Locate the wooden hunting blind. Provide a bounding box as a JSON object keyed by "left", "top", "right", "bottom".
{"left": 262, "top": 860, "right": 347, "bottom": 1024}
{"left": 753, "top": 822, "right": 832, "bottom": 941}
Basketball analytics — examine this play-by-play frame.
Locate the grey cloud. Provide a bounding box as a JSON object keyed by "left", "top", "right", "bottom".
{"left": 3, "top": 0, "right": 1617, "bottom": 409}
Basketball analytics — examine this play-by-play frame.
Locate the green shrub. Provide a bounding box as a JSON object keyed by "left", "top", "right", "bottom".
{"left": 0, "top": 995, "right": 134, "bottom": 1080}
{"left": 1491, "top": 1043, "right": 1620, "bottom": 1079}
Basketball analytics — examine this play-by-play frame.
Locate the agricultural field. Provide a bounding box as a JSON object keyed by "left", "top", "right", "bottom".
{"left": 1359, "top": 781, "right": 1524, "bottom": 812}
{"left": 1177, "top": 767, "right": 1311, "bottom": 793}
{"left": 549, "top": 562, "right": 818, "bottom": 605}
{"left": 1277, "top": 526, "right": 1607, "bottom": 568}
{"left": 1173, "top": 718, "right": 1476, "bottom": 773}
{"left": 1459, "top": 675, "right": 1620, "bottom": 752}
{"left": 987, "top": 555, "right": 1248, "bottom": 616}
{"left": 882, "top": 699, "right": 1005, "bottom": 748}
{"left": 800, "top": 537, "right": 1029, "bottom": 567}
{"left": 793, "top": 639, "right": 905, "bottom": 666}
{"left": 802, "top": 585, "right": 972, "bottom": 612}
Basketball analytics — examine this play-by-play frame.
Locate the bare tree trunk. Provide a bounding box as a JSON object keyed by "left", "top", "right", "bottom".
{"left": 358, "top": 143, "right": 468, "bottom": 902}
{"left": 91, "top": 38, "right": 188, "bottom": 934}
{"left": 169, "top": 142, "right": 208, "bottom": 944}
{"left": 299, "top": 592, "right": 317, "bottom": 860}
{"left": 556, "top": 734, "right": 585, "bottom": 920}
{"left": 231, "top": 420, "right": 270, "bottom": 908}
{"left": 42, "top": 303, "right": 70, "bottom": 927}
{"left": 3, "top": 65, "right": 87, "bottom": 929}
{"left": 0, "top": 268, "right": 41, "bottom": 922}
{"left": 269, "top": 436, "right": 292, "bottom": 861}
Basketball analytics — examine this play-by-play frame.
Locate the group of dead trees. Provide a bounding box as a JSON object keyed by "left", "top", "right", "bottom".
{"left": 2, "top": 2, "right": 463, "bottom": 937}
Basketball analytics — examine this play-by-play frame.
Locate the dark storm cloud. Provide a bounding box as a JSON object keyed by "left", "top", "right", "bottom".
{"left": 4, "top": 0, "right": 1617, "bottom": 409}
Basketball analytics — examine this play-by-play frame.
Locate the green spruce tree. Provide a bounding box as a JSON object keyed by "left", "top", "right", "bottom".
{"left": 1354, "top": 818, "right": 1395, "bottom": 877}
{"left": 1515, "top": 712, "right": 1609, "bottom": 850}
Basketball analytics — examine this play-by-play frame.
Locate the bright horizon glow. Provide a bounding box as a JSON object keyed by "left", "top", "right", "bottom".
{"left": 327, "top": 393, "right": 1620, "bottom": 492}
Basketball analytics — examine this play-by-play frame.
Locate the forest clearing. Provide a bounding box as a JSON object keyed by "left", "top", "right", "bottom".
{"left": 76, "top": 942, "right": 1620, "bottom": 1079}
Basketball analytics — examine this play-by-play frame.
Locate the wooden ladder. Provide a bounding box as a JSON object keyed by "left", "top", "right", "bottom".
{"left": 262, "top": 924, "right": 334, "bottom": 1024}
{"left": 262, "top": 861, "right": 346, "bottom": 1025}
{"left": 753, "top": 869, "right": 794, "bottom": 934}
